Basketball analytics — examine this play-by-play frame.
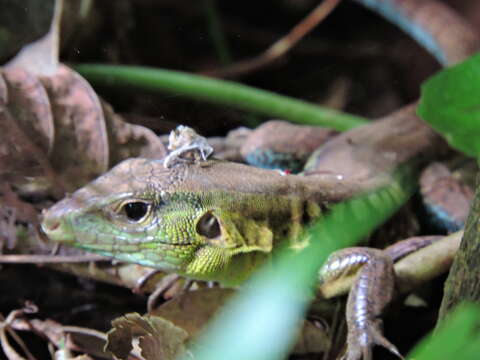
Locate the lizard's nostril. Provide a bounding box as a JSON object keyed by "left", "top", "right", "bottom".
{"left": 40, "top": 214, "right": 75, "bottom": 243}
{"left": 41, "top": 204, "right": 76, "bottom": 243}
{"left": 46, "top": 220, "right": 60, "bottom": 231}
{"left": 41, "top": 216, "right": 60, "bottom": 235}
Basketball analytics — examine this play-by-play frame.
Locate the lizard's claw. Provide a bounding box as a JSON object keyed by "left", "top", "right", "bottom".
{"left": 341, "top": 320, "right": 404, "bottom": 360}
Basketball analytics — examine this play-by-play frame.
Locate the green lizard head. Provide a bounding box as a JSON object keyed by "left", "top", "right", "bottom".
{"left": 41, "top": 158, "right": 302, "bottom": 283}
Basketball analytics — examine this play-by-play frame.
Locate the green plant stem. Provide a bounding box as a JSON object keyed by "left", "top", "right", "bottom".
{"left": 74, "top": 64, "right": 367, "bottom": 131}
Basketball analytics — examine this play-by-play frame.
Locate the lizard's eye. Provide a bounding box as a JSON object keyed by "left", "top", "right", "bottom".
{"left": 196, "top": 211, "right": 221, "bottom": 239}
{"left": 121, "top": 201, "right": 151, "bottom": 222}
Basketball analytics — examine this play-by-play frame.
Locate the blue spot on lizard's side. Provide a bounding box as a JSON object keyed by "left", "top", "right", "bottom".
{"left": 422, "top": 202, "right": 465, "bottom": 233}
{"left": 245, "top": 149, "right": 304, "bottom": 173}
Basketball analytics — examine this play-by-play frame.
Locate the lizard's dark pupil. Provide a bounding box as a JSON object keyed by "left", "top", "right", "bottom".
{"left": 124, "top": 202, "right": 149, "bottom": 221}
{"left": 196, "top": 211, "right": 221, "bottom": 239}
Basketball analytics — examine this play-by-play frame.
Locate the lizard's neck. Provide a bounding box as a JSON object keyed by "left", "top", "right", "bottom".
{"left": 202, "top": 190, "right": 325, "bottom": 249}
{"left": 194, "top": 191, "right": 325, "bottom": 286}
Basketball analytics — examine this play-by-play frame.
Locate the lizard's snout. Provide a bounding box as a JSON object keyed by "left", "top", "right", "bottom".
{"left": 41, "top": 214, "right": 60, "bottom": 233}
{"left": 41, "top": 203, "right": 76, "bottom": 243}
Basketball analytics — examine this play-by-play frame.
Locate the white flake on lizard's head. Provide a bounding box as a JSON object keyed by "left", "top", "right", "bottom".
{"left": 164, "top": 125, "right": 214, "bottom": 168}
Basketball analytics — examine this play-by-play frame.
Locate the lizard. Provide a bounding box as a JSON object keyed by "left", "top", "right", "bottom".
{"left": 40, "top": 1, "right": 479, "bottom": 359}
{"left": 40, "top": 109, "right": 442, "bottom": 360}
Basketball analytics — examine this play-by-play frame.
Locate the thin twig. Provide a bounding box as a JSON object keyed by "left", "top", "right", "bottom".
{"left": 0, "top": 313, "right": 38, "bottom": 360}
{"left": 61, "top": 326, "right": 107, "bottom": 341}
{"left": 146, "top": 274, "right": 181, "bottom": 312}
{"left": 202, "top": 0, "right": 342, "bottom": 78}
{"left": 0, "top": 254, "right": 108, "bottom": 264}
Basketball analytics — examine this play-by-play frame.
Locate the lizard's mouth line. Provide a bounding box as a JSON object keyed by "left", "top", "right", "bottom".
{"left": 156, "top": 241, "right": 194, "bottom": 246}
{"left": 77, "top": 241, "right": 195, "bottom": 254}
{"left": 88, "top": 240, "right": 195, "bottom": 248}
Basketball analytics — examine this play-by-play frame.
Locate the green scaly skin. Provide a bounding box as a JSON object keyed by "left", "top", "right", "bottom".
{"left": 42, "top": 158, "right": 354, "bottom": 286}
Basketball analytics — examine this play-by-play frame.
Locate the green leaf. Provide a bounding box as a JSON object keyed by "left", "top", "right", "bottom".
{"left": 179, "top": 166, "right": 416, "bottom": 360}
{"left": 417, "top": 53, "right": 480, "bottom": 158}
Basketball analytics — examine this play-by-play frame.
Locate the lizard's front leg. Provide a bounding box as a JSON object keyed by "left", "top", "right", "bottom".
{"left": 319, "top": 235, "right": 440, "bottom": 360}
{"left": 320, "top": 248, "right": 401, "bottom": 360}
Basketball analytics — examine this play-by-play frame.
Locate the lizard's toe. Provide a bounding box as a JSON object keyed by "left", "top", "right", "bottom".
{"left": 342, "top": 322, "right": 404, "bottom": 360}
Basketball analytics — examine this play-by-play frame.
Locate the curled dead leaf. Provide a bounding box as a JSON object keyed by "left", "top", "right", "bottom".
{"left": 3, "top": 67, "right": 54, "bottom": 153}
{"left": 40, "top": 64, "right": 110, "bottom": 186}
{"left": 106, "top": 312, "right": 189, "bottom": 360}
{"left": 102, "top": 101, "right": 166, "bottom": 164}
{"left": 0, "top": 65, "right": 166, "bottom": 192}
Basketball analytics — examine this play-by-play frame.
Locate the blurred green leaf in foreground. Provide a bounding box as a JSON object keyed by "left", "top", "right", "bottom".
{"left": 181, "top": 166, "right": 415, "bottom": 360}
{"left": 178, "top": 159, "right": 480, "bottom": 360}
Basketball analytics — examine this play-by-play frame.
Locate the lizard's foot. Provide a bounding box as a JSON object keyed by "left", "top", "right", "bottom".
{"left": 319, "top": 247, "right": 404, "bottom": 360}
{"left": 343, "top": 249, "right": 403, "bottom": 360}
{"left": 342, "top": 319, "right": 403, "bottom": 360}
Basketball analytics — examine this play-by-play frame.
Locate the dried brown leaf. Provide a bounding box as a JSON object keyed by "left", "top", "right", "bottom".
{"left": 40, "top": 64, "right": 109, "bottom": 188}
{"left": 0, "top": 63, "right": 165, "bottom": 193}
{"left": 106, "top": 313, "right": 188, "bottom": 360}
{"left": 2, "top": 68, "right": 54, "bottom": 154}
{"left": 152, "top": 288, "right": 234, "bottom": 337}
{"left": 0, "top": 71, "right": 47, "bottom": 180}
{"left": 102, "top": 101, "right": 166, "bottom": 163}
{"left": 64, "top": 330, "right": 109, "bottom": 360}
{"left": 0, "top": 104, "right": 65, "bottom": 195}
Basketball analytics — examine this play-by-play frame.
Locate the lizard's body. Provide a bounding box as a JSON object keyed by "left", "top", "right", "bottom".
{"left": 41, "top": 1, "right": 480, "bottom": 359}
